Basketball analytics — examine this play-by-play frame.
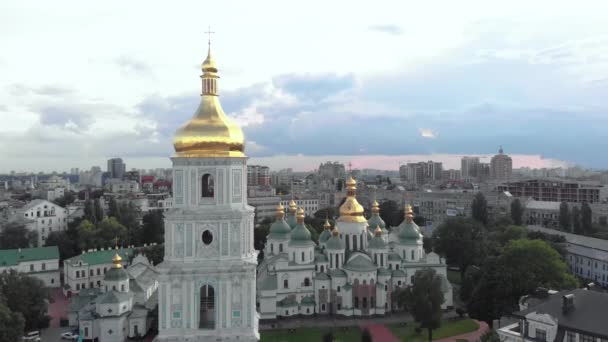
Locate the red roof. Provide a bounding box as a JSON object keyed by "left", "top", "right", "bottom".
{"left": 141, "top": 175, "right": 155, "bottom": 183}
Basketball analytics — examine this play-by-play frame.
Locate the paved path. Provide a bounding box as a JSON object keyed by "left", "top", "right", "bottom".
{"left": 434, "top": 320, "right": 489, "bottom": 342}
{"left": 48, "top": 288, "right": 69, "bottom": 328}
{"left": 364, "top": 323, "right": 400, "bottom": 342}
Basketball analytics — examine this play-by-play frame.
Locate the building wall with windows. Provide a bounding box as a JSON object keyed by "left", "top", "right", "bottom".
{"left": 0, "top": 246, "right": 60, "bottom": 287}
{"left": 279, "top": 198, "right": 319, "bottom": 217}
{"left": 63, "top": 248, "right": 134, "bottom": 294}
{"left": 11, "top": 199, "right": 68, "bottom": 246}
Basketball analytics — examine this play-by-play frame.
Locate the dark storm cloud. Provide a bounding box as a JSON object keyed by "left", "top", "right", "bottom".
{"left": 368, "top": 24, "right": 404, "bottom": 36}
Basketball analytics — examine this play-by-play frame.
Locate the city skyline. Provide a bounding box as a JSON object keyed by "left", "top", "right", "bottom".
{"left": 2, "top": 1, "right": 608, "bottom": 172}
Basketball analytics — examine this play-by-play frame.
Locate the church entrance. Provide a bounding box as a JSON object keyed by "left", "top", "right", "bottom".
{"left": 199, "top": 285, "right": 215, "bottom": 329}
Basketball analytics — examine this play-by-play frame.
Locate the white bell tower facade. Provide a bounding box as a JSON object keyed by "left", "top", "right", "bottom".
{"left": 156, "top": 41, "right": 259, "bottom": 342}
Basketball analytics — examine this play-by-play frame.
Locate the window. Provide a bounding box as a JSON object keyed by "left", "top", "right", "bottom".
{"left": 201, "top": 174, "right": 214, "bottom": 198}
{"left": 84, "top": 327, "right": 89, "bottom": 337}
{"left": 397, "top": 281, "right": 402, "bottom": 286}
{"left": 304, "top": 278, "right": 311, "bottom": 287}
{"left": 337, "top": 303, "right": 341, "bottom": 310}
{"left": 353, "top": 235, "right": 357, "bottom": 250}
{"left": 97, "top": 268, "right": 100, "bottom": 275}
{"left": 337, "top": 286, "right": 341, "bottom": 293}
{"left": 371, "top": 297, "right": 375, "bottom": 308}
{"left": 279, "top": 244, "right": 283, "bottom": 252}
{"left": 354, "top": 297, "right": 359, "bottom": 309}
{"left": 321, "top": 303, "right": 326, "bottom": 312}
{"left": 202, "top": 230, "right": 213, "bottom": 245}
{"left": 90, "top": 269, "right": 94, "bottom": 276}
{"left": 315, "top": 265, "right": 318, "bottom": 272}
{"left": 283, "top": 279, "right": 288, "bottom": 289}
{"left": 335, "top": 254, "right": 339, "bottom": 268}
{"left": 566, "top": 332, "right": 576, "bottom": 342}
{"left": 271, "top": 244, "right": 274, "bottom": 254}
{"left": 385, "top": 285, "right": 388, "bottom": 291}
{"left": 581, "top": 335, "right": 594, "bottom": 342}
{"left": 76, "top": 284, "right": 80, "bottom": 290}
{"left": 301, "top": 252, "right": 305, "bottom": 262}
{"left": 121, "top": 284, "right": 125, "bottom": 291}
{"left": 321, "top": 265, "right": 324, "bottom": 272}
{"left": 30, "top": 264, "right": 34, "bottom": 271}
{"left": 362, "top": 297, "right": 367, "bottom": 309}
{"left": 396, "top": 264, "right": 399, "bottom": 270}
{"left": 535, "top": 328, "right": 547, "bottom": 342}
{"left": 51, "top": 278, "right": 54, "bottom": 284}
{"left": 411, "top": 250, "right": 415, "bottom": 260}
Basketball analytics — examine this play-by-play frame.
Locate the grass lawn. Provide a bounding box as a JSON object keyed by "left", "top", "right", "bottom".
{"left": 260, "top": 327, "right": 360, "bottom": 342}
{"left": 388, "top": 318, "right": 479, "bottom": 341}
{"left": 447, "top": 269, "right": 462, "bottom": 285}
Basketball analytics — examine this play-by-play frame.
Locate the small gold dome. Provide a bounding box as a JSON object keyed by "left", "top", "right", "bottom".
{"left": 296, "top": 208, "right": 305, "bottom": 223}
{"left": 374, "top": 225, "right": 383, "bottom": 236}
{"left": 405, "top": 204, "right": 414, "bottom": 223}
{"left": 112, "top": 253, "right": 123, "bottom": 269}
{"left": 324, "top": 218, "right": 331, "bottom": 229}
{"left": 173, "top": 45, "right": 245, "bottom": 158}
{"left": 338, "top": 176, "right": 366, "bottom": 223}
{"left": 276, "top": 204, "right": 285, "bottom": 218}
{"left": 288, "top": 199, "right": 297, "bottom": 213}
{"left": 371, "top": 200, "right": 380, "bottom": 214}
{"left": 332, "top": 226, "right": 340, "bottom": 236}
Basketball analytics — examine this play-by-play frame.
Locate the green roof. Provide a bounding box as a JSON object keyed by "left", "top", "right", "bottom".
{"left": 377, "top": 268, "right": 392, "bottom": 276}
{"left": 268, "top": 218, "right": 292, "bottom": 239}
{"left": 277, "top": 296, "right": 298, "bottom": 307}
{"left": 315, "top": 272, "right": 330, "bottom": 281}
{"left": 342, "top": 283, "right": 352, "bottom": 291}
{"left": 0, "top": 246, "right": 59, "bottom": 267}
{"left": 104, "top": 267, "right": 129, "bottom": 281}
{"left": 367, "top": 214, "right": 386, "bottom": 229}
{"left": 98, "top": 290, "right": 131, "bottom": 304}
{"left": 388, "top": 253, "right": 401, "bottom": 261}
{"left": 368, "top": 236, "right": 387, "bottom": 249}
{"left": 319, "top": 229, "right": 332, "bottom": 243}
{"left": 301, "top": 296, "right": 315, "bottom": 306}
{"left": 328, "top": 269, "right": 347, "bottom": 278}
{"left": 325, "top": 235, "right": 345, "bottom": 250}
{"left": 290, "top": 223, "right": 312, "bottom": 242}
{"left": 260, "top": 274, "right": 277, "bottom": 291}
{"left": 343, "top": 253, "right": 377, "bottom": 272}
{"left": 285, "top": 214, "right": 297, "bottom": 229}
{"left": 376, "top": 282, "right": 385, "bottom": 289}
{"left": 65, "top": 248, "right": 133, "bottom": 267}
{"left": 314, "top": 253, "right": 328, "bottom": 262}
{"left": 392, "top": 269, "right": 406, "bottom": 277}
{"left": 398, "top": 221, "right": 423, "bottom": 244}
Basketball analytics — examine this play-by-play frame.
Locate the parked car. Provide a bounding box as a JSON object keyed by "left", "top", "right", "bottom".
{"left": 22, "top": 331, "right": 41, "bottom": 341}
{"left": 60, "top": 332, "right": 79, "bottom": 340}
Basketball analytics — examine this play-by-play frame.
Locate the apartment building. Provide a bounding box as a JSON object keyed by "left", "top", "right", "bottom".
{"left": 497, "top": 178, "right": 603, "bottom": 203}
{"left": 0, "top": 246, "right": 60, "bottom": 287}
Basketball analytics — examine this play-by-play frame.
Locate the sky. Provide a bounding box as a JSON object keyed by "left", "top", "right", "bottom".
{"left": 1, "top": 1, "right": 607, "bottom": 172}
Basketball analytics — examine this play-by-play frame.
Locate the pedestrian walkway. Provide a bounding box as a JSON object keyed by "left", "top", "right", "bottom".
{"left": 48, "top": 288, "right": 68, "bottom": 328}
{"left": 364, "top": 323, "right": 400, "bottom": 342}
{"left": 434, "top": 320, "right": 489, "bottom": 342}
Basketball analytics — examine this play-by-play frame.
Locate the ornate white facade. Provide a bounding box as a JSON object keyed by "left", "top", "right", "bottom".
{"left": 257, "top": 179, "right": 453, "bottom": 319}
{"left": 155, "top": 44, "right": 259, "bottom": 341}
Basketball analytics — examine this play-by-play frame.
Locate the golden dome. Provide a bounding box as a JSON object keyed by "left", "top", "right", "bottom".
{"left": 112, "top": 253, "right": 123, "bottom": 269}
{"left": 324, "top": 218, "right": 331, "bottom": 229}
{"left": 374, "top": 225, "right": 383, "bottom": 237}
{"left": 173, "top": 44, "right": 245, "bottom": 158}
{"left": 338, "top": 176, "right": 366, "bottom": 223}
{"left": 371, "top": 200, "right": 380, "bottom": 214}
{"left": 332, "top": 226, "right": 340, "bottom": 236}
{"left": 296, "top": 208, "right": 305, "bottom": 224}
{"left": 405, "top": 204, "right": 414, "bottom": 223}
{"left": 276, "top": 204, "right": 285, "bottom": 218}
{"left": 288, "top": 199, "right": 297, "bottom": 213}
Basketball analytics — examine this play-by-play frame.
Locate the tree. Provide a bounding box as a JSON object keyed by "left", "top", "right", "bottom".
{"left": 96, "top": 217, "right": 128, "bottom": 247}
{"left": 479, "top": 330, "right": 501, "bottom": 342}
{"left": 53, "top": 192, "right": 75, "bottom": 207}
{"left": 572, "top": 207, "right": 582, "bottom": 234}
{"left": 0, "top": 299, "right": 25, "bottom": 342}
{"left": 559, "top": 202, "right": 570, "bottom": 231}
{"left": 361, "top": 329, "right": 372, "bottom": 342}
{"left": 142, "top": 211, "right": 164, "bottom": 244}
{"left": 0, "top": 270, "right": 51, "bottom": 330}
{"left": 0, "top": 222, "right": 31, "bottom": 249}
{"left": 76, "top": 219, "right": 97, "bottom": 251}
{"left": 471, "top": 192, "right": 488, "bottom": 226}
{"left": 107, "top": 197, "right": 121, "bottom": 221}
{"left": 138, "top": 244, "right": 164, "bottom": 265}
{"left": 94, "top": 198, "right": 104, "bottom": 223}
{"left": 510, "top": 199, "right": 524, "bottom": 226}
{"left": 581, "top": 202, "right": 592, "bottom": 235}
{"left": 44, "top": 231, "right": 78, "bottom": 261}
{"left": 84, "top": 199, "right": 97, "bottom": 224}
{"left": 433, "top": 217, "right": 485, "bottom": 279}
{"left": 393, "top": 268, "right": 444, "bottom": 341}
{"left": 379, "top": 200, "right": 402, "bottom": 227}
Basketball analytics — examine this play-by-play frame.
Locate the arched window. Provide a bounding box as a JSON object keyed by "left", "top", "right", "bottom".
{"left": 337, "top": 286, "right": 341, "bottom": 292}
{"left": 121, "top": 284, "right": 125, "bottom": 291}
{"left": 411, "top": 250, "right": 415, "bottom": 260}
{"left": 301, "top": 252, "right": 305, "bottom": 262}
{"left": 283, "top": 279, "right": 289, "bottom": 289}
{"left": 321, "top": 303, "right": 326, "bottom": 312}
{"left": 304, "top": 278, "right": 311, "bottom": 287}
{"left": 353, "top": 235, "right": 357, "bottom": 250}
{"left": 270, "top": 244, "right": 274, "bottom": 254}
{"left": 374, "top": 254, "right": 378, "bottom": 264}
{"left": 279, "top": 244, "right": 283, "bottom": 252}
{"left": 345, "top": 236, "right": 350, "bottom": 250}
{"left": 321, "top": 265, "right": 324, "bottom": 272}
{"left": 201, "top": 174, "right": 214, "bottom": 198}
{"left": 362, "top": 297, "right": 367, "bottom": 309}
{"left": 360, "top": 234, "right": 363, "bottom": 249}
{"left": 335, "top": 254, "right": 339, "bottom": 269}
{"left": 315, "top": 265, "right": 318, "bottom": 272}
{"left": 199, "top": 285, "right": 215, "bottom": 329}
{"left": 371, "top": 297, "right": 375, "bottom": 308}
{"left": 354, "top": 297, "right": 359, "bottom": 309}
{"left": 396, "top": 264, "right": 399, "bottom": 270}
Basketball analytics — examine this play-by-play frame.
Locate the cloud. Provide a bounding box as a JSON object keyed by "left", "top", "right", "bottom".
{"left": 115, "top": 56, "right": 153, "bottom": 77}
{"left": 419, "top": 128, "right": 436, "bottom": 139}
{"left": 368, "top": 24, "right": 404, "bottom": 36}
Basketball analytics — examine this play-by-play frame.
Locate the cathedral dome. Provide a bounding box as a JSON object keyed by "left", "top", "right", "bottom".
{"left": 285, "top": 199, "right": 298, "bottom": 229}
{"left": 173, "top": 45, "right": 245, "bottom": 158}
{"left": 398, "top": 205, "right": 423, "bottom": 244}
{"left": 368, "top": 225, "right": 387, "bottom": 249}
{"left": 269, "top": 204, "right": 292, "bottom": 238}
{"left": 338, "top": 177, "right": 366, "bottom": 223}
{"left": 319, "top": 218, "right": 332, "bottom": 243}
{"left": 367, "top": 200, "right": 386, "bottom": 229}
{"left": 289, "top": 208, "right": 314, "bottom": 246}
{"left": 325, "top": 227, "right": 345, "bottom": 250}
{"left": 104, "top": 252, "right": 129, "bottom": 281}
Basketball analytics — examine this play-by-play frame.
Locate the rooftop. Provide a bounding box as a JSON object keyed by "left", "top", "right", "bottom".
{"left": 0, "top": 246, "right": 59, "bottom": 267}
{"left": 65, "top": 248, "right": 134, "bottom": 267}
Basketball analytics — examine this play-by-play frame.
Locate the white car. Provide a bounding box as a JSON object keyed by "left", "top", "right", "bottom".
{"left": 60, "top": 332, "right": 79, "bottom": 340}
{"left": 22, "top": 331, "right": 41, "bottom": 342}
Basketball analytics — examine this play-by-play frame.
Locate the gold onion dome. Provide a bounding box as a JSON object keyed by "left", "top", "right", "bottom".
{"left": 290, "top": 208, "right": 314, "bottom": 245}
{"left": 374, "top": 225, "right": 383, "bottom": 236}
{"left": 332, "top": 226, "right": 340, "bottom": 236}
{"left": 173, "top": 44, "right": 245, "bottom": 158}
{"left": 398, "top": 204, "right": 423, "bottom": 243}
{"left": 269, "top": 204, "right": 291, "bottom": 237}
{"left": 288, "top": 199, "right": 297, "bottom": 213}
{"left": 112, "top": 253, "right": 123, "bottom": 269}
{"left": 324, "top": 218, "right": 331, "bottom": 229}
{"left": 319, "top": 218, "right": 333, "bottom": 243}
{"left": 296, "top": 208, "right": 305, "bottom": 223}
{"left": 338, "top": 177, "right": 366, "bottom": 223}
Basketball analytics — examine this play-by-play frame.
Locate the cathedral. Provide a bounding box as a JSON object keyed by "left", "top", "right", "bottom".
{"left": 155, "top": 42, "right": 259, "bottom": 341}
{"left": 256, "top": 178, "right": 453, "bottom": 319}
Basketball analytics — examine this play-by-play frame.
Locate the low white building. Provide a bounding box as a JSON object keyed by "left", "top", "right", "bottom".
{"left": 498, "top": 289, "right": 608, "bottom": 342}
{"left": 64, "top": 247, "right": 135, "bottom": 295}
{"left": 11, "top": 199, "right": 68, "bottom": 246}
{"left": 0, "top": 246, "right": 60, "bottom": 287}
{"left": 279, "top": 197, "right": 319, "bottom": 217}
{"left": 106, "top": 179, "right": 140, "bottom": 193}
{"left": 526, "top": 226, "right": 608, "bottom": 288}
{"left": 68, "top": 253, "right": 158, "bottom": 341}
{"left": 249, "top": 196, "right": 281, "bottom": 220}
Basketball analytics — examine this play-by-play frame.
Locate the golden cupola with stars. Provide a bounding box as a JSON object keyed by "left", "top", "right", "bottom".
{"left": 173, "top": 41, "right": 245, "bottom": 158}
{"left": 338, "top": 176, "right": 366, "bottom": 223}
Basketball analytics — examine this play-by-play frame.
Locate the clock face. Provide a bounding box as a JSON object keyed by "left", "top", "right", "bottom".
{"left": 202, "top": 230, "right": 213, "bottom": 245}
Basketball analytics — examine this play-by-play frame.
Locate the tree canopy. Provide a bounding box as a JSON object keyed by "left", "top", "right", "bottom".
{"left": 559, "top": 202, "right": 570, "bottom": 231}
{"left": 432, "top": 217, "right": 485, "bottom": 278}
{"left": 0, "top": 221, "right": 37, "bottom": 249}
{"left": 0, "top": 270, "right": 51, "bottom": 331}
{"left": 471, "top": 192, "right": 489, "bottom": 226}
{"left": 0, "top": 298, "right": 25, "bottom": 342}
{"left": 510, "top": 199, "right": 524, "bottom": 226}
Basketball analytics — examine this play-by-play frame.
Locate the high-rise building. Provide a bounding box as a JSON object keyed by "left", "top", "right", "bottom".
{"left": 399, "top": 161, "right": 442, "bottom": 184}
{"left": 318, "top": 161, "right": 346, "bottom": 179}
{"left": 247, "top": 165, "right": 270, "bottom": 186}
{"left": 490, "top": 147, "right": 513, "bottom": 180}
{"left": 461, "top": 156, "right": 480, "bottom": 180}
{"left": 107, "top": 158, "right": 126, "bottom": 179}
{"left": 157, "top": 44, "right": 259, "bottom": 341}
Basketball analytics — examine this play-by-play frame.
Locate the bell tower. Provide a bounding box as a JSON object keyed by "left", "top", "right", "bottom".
{"left": 156, "top": 38, "right": 259, "bottom": 341}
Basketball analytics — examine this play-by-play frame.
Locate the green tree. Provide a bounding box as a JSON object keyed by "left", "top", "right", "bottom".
{"left": 0, "top": 270, "right": 51, "bottom": 330}
{"left": 142, "top": 211, "right": 164, "bottom": 244}
{"left": 0, "top": 222, "right": 32, "bottom": 249}
{"left": 581, "top": 202, "right": 592, "bottom": 235}
{"left": 379, "top": 200, "right": 401, "bottom": 227}
{"left": 559, "top": 202, "right": 570, "bottom": 231}
{"left": 44, "top": 231, "right": 78, "bottom": 261}
{"left": 107, "top": 197, "right": 121, "bottom": 221}
{"left": 0, "top": 298, "right": 25, "bottom": 342}
{"left": 94, "top": 198, "right": 104, "bottom": 223}
{"left": 53, "top": 192, "right": 75, "bottom": 207}
{"left": 471, "top": 192, "right": 488, "bottom": 226}
{"left": 393, "top": 268, "right": 444, "bottom": 341}
{"left": 433, "top": 217, "right": 485, "bottom": 279}
{"left": 96, "top": 217, "right": 128, "bottom": 247}
{"left": 572, "top": 206, "right": 582, "bottom": 234}
{"left": 138, "top": 244, "right": 164, "bottom": 265}
{"left": 84, "top": 199, "right": 97, "bottom": 224}
{"left": 510, "top": 199, "right": 524, "bottom": 226}
{"left": 479, "top": 330, "right": 501, "bottom": 342}
{"left": 460, "top": 266, "right": 481, "bottom": 302}
{"left": 76, "top": 219, "right": 97, "bottom": 251}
